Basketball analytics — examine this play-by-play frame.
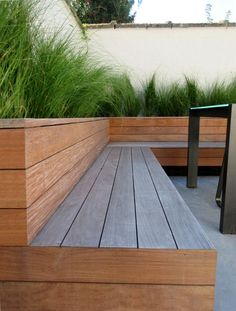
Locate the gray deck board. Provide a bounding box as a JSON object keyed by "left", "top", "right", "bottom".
{"left": 142, "top": 147, "right": 213, "bottom": 249}
{"left": 132, "top": 147, "right": 176, "bottom": 248}
{"left": 32, "top": 145, "right": 213, "bottom": 250}
{"left": 62, "top": 147, "right": 121, "bottom": 247}
{"left": 100, "top": 147, "right": 137, "bottom": 248}
{"left": 31, "top": 147, "right": 111, "bottom": 246}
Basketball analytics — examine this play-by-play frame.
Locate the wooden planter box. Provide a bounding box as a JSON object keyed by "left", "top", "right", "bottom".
{"left": 110, "top": 117, "right": 226, "bottom": 166}
{"left": 0, "top": 118, "right": 109, "bottom": 246}
{"left": 0, "top": 116, "right": 226, "bottom": 246}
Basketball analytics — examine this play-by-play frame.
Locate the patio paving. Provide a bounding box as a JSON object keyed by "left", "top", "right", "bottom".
{"left": 171, "top": 176, "right": 236, "bottom": 311}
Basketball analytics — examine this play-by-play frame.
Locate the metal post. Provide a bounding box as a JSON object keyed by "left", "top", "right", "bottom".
{"left": 220, "top": 104, "right": 236, "bottom": 233}
{"left": 187, "top": 114, "right": 200, "bottom": 188}
{"left": 215, "top": 152, "right": 225, "bottom": 208}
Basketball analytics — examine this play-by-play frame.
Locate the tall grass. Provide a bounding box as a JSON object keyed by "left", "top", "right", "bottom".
{"left": 142, "top": 74, "right": 236, "bottom": 116}
{"left": 0, "top": 0, "right": 236, "bottom": 118}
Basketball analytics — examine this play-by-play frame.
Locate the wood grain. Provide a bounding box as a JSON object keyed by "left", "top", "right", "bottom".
{"left": 132, "top": 147, "right": 176, "bottom": 248}
{"left": 110, "top": 126, "right": 226, "bottom": 135}
{"left": 152, "top": 148, "right": 224, "bottom": 158}
{"left": 0, "top": 210, "right": 27, "bottom": 246}
{"left": 31, "top": 148, "right": 112, "bottom": 246}
{"left": 0, "top": 117, "right": 107, "bottom": 128}
{"left": 158, "top": 157, "right": 223, "bottom": 166}
{"left": 109, "top": 117, "right": 226, "bottom": 127}
{"left": 62, "top": 147, "right": 121, "bottom": 247}
{"left": 142, "top": 148, "right": 213, "bottom": 249}
{"left": 110, "top": 134, "right": 226, "bottom": 142}
{"left": 1, "top": 282, "right": 215, "bottom": 311}
{"left": 27, "top": 139, "right": 107, "bottom": 243}
{"left": 26, "top": 129, "right": 109, "bottom": 207}
{"left": 0, "top": 247, "right": 216, "bottom": 285}
{"left": 0, "top": 129, "right": 25, "bottom": 169}
{"left": 25, "top": 119, "right": 109, "bottom": 168}
{"left": 100, "top": 147, "right": 137, "bottom": 248}
{"left": 0, "top": 171, "right": 26, "bottom": 209}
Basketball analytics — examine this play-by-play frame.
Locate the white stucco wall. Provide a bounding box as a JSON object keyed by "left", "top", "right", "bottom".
{"left": 36, "top": 0, "right": 82, "bottom": 51}
{"left": 87, "top": 26, "right": 236, "bottom": 85}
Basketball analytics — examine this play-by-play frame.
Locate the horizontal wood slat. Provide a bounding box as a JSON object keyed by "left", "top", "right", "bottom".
{"left": 0, "top": 247, "right": 216, "bottom": 285}
{"left": 0, "top": 282, "right": 215, "bottom": 311}
{"left": 0, "top": 210, "right": 27, "bottom": 246}
{"left": 110, "top": 126, "right": 226, "bottom": 135}
{"left": 0, "top": 129, "right": 25, "bottom": 169}
{"left": 151, "top": 148, "right": 224, "bottom": 166}
{"left": 158, "top": 157, "right": 223, "bottom": 166}
{"left": 0, "top": 118, "right": 107, "bottom": 129}
{"left": 27, "top": 138, "right": 108, "bottom": 243}
{"left": 0, "top": 118, "right": 109, "bottom": 246}
{"left": 152, "top": 148, "right": 224, "bottom": 158}
{"left": 109, "top": 117, "right": 227, "bottom": 127}
{"left": 0, "top": 171, "right": 26, "bottom": 209}
{"left": 26, "top": 129, "right": 108, "bottom": 208}
{"left": 25, "top": 119, "right": 109, "bottom": 168}
{"left": 110, "top": 134, "right": 226, "bottom": 142}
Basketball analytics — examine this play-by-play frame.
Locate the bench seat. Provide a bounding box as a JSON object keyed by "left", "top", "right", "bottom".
{"left": 0, "top": 146, "right": 217, "bottom": 311}
{"left": 32, "top": 146, "right": 213, "bottom": 249}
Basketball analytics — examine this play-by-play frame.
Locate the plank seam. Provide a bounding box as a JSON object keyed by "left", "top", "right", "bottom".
{"left": 98, "top": 148, "right": 122, "bottom": 248}
{"left": 131, "top": 148, "right": 139, "bottom": 248}
{"left": 141, "top": 148, "right": 178, "bottom": 249}
{"left": 60, "top": 147, "right": 113, "bottom": 247}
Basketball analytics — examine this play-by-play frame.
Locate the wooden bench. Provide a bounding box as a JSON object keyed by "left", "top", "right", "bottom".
{"left": 0, "top": 119, "right": 218, "bottom": 310}
{"left": 0, "top": 146, "right": 216, "bottom": 310}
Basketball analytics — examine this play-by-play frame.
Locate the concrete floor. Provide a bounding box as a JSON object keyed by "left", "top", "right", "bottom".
{"left": 171, "top": 176, "right": 236, "bottom": 311}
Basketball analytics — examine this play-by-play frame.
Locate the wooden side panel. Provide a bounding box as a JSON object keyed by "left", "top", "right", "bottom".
{"left": 0, "top": 210, "right": 27, "bottom": 246}
{"left": 0, "top": 248, "right": 216, "bottom": 285}
{"left": 26, "top": 129, "right": 108, "bottom": 207}
{"left": 0, "top": 171, "right": 26, "bottom": 209}
{"left": 110, "top": 126, "right": 226, "bottom": 135}
{"left": 27, "top": 138, "right": 108, "bottom": 243}
{"left": 109, "top": 117, "right": 226, "bottom": 143}
{"left": 25, "top": 119, "right": 109, "bottom": 167}
{"left": 110, "top": 134, "right": 226, "bottom": 142}
{"left": 0, "top": 129, "right": 25, "bottom": 169}
{"left": 1, "top": 282, "right": 215, "bottom": 311}
{"left": 109, "top": 117, "right": 226, "bottom": 127}
{"left": 152, "top": 148, "right": 224, "bottom": 166}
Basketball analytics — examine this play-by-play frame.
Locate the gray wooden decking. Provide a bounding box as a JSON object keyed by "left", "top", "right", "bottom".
{"left": 32, "top": 147, "right": 212, "bottom": 249}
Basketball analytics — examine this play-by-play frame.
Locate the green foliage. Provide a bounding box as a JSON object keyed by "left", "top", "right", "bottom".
{"left": 99, "top": 74, "right": 142, "bottom": 116}
{"left": 70, "top": 0, "right": 135, "bottom": 24}
{"left": 1, "top": 0, "right": 236, "bottom": 119}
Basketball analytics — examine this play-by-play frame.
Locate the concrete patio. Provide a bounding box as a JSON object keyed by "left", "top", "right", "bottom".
{"left": 171, "top": 176, "right": 236, "bottom": 311}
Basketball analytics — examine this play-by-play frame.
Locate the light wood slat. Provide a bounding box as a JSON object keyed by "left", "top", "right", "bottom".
{"left": 108, "top": 141, "right": 225, "bottom": 148}
{"left": 100, "top": 147, "right": 137, "bottom": 248}
{"left": 1, "top": 282, "right": 215, "bottom": 311}
{"left": 27, "top": 140, "right": 107, "bottom": 243}
{"left": 0, "top": 210, "right": 27, "bottom": 246}
{"left": 132, "top": 147, "right": 176, "bottom": 249}
{"left": 0, "top": 118, "right": 107, "bottom": 128}
{"left": 110, "top": 134, "right": 226, "bottom": 142}
{"left": 25, "top": 119, "right": 109, "bottom": 168}
{"left": 152, "top": 148, "right": 224, "bottom": 158}
{"left": 109, "top": 117, "right": 227, "bottom": 127}
{"left": 26, "top": 129, "right": 108, "bottom": 207}
{"left": 110, "top": 126, "right": 226, "bottom": 135}
{"left": 159, "top": 158, "right": 223, "bottom": 167}
{"left": 32, "top": 147, "right": 112, "bottom": 246}
{"left": 0, "top": 129, "right": 25, "bottom": 169}
{"left": 142, "top": 148, "right": 213, "bottom": 249}
{"left": 0, "top": 171, "right": 26, "bottom": 209}
{"left": 62, "top": 147, "right": 121, "bottom": 247}
{"left": 0, "top": 247, "right": 216, "bottom": 285}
